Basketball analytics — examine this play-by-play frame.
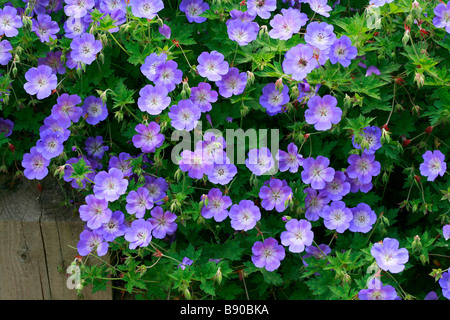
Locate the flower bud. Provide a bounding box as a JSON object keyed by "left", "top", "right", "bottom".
{"left": 275, "top": 78, "right": 284, "bottom": 92}
{"left": 402, "top": 30, "right": 410, "bottom": 45}
{"left": 213, "top": 267, "right": 223, "bottom": 284}
{"left": 259, "top": 25, "right": 268, "bottom": 38}
{"left": 412, "top": 235, "right": 422, "bottom": 253}
{"left": 419, "top": 254, "right": 428, "bottom": 265}
{"left": 415, "top": 72, "right": 425, "bottom": 88}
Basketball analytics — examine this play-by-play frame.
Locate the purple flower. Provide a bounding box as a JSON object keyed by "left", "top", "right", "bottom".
{"left": 201, "top": 188, "right": 232, "bottom": 222}
{"left": 216, "top": 67, "right": 247, "bottom": 98}
{"left": 371, "top": 238, "right": 409, "bottom": 273}
{"left": 302, "top": 243, "right": 331, "bottom": 267}
{"left": 130, "top": 0, "right": 164, "bottom": 19}
{"left": 366, "top": 65, "right": 381, "bottom": 76}
{"left": 443, "top": 224, "right": 450, "bottom": 241}
{"left": 124, "top": 218, "right": 154, "bottom": 250}
{"left": 277, "top": 143, "right": 304, "bottom": 173}
{"left": 178, "top": 257, "right": 194, "bottom": 269}
{"left": 82, "top": 96, "right": 108, "bottom": 125}
{"left": 126, "top": 187, "right": 153, "bottom": 218}
{"left": 141, "top": 52, "right": 167, "bottom": 81}
{"left": 0, "top": 117, "right": 13, "bottom": 137}
{"left": 247, "top": 0, "right": 277, "bottom": 19}
{"left": 63, "top": 16, "right": 89, "bottom": 39}
{"left": 419, "top": 150, "right": 447, "bottom": 182}
{"left": 424, "top": 291, "right": 439, "bottom": 300}
{"left": 132, "top": 122, "right": 165, "bottom": 153}
{"left": 282, "top": 44, "right": 318, "bottom": 81}
{"left": 51, "top": 93, "right": 83, "bottom": 124}
{"left": 70, "top": 33, "right": 102, "bottom": 65}
{"left": 77, "top": 230, "right": 109, "bottom": 256}
{"left": 103, "top": 9, "right": 127, "bottom": 33}
{"left": 0, "top": 6, "right": 23, "bottom": 37}
{"left": 259, "top": 82, "right": 290, "bottom": 116}
{"left": 197, "top": 51, "right": 229, "bottom": 82}
{"left": 40, "top": 115, "right": 71, "bottom": 140}
{"left": 301, "top": 156, "right": 335, "bottom": 190}
{"left": 322, "top": 201, "right": 353, "bottom": 233}
{"left": 308, "top": 0, "right": 332, "bottom": 17}
{"left": 433, "top": 2, "right": 450, "bottom": 33}
{"left": 305, "top": 94, "right": 342, "bottom": 131}
{"left": 64, "top": 0, "right": 95, "bottom": 18}
{"left": 259, "top": 179, "right": 292, "bottom": 213}
{"left": 229, "top": 199, "right": 261, "bottom": 231}
{"left": 22, "top": 147, "right": 50, "bottom": 180}
{"left": 63, "top": 156, "right": 96, "bottom": 189}
{"left": 153, "top": 60, "right": 183, "bottom": 92}
{"left": 100, "top": 0, "right": 127, "bottom": 14}
{"left": 330, "top": 35, "right": 358, "bottom": 67}
{"left": 304, "top": 187, "right": 329, "bottom": 221}
{"left": 31, "top": 14, "right": 59, "bottom": 43}
{"left": 179, "top": 0, "right": 209, "bottom": 24}
{"left": 144, "top": 176, "right": 168, "bottom": 204}
{"left": 349, "top": 203, "right": 377, "bottom": 233}
{"left": 280, "top": 219, "right": 314, "bottom": 253}
{"left": 347, "top": 173, "right": 373, "bottom": 193}
{"left": 85, "top": 136, "right": 109, "bottom": 159}
{"left": 108, "top": 152, "right": 133, "bottom": 177}
{"left": 137, "top": 84, "right": 170, "bottom": 115}
{"left": 269, "top": 8, "right": 307, "bottom": 40}
{"left": 0, "top": 40, "right": 12, "bottom": 65}
{"left": 228, "top": 9, "right": 257, "bottom": 23}
{"left": 227, "top": 19, "right": 259, "bottom": 46}
{"left": 79, "top": 194, "right": 112, "bottom": 230}
{"left": 251, "top": 237, "right": 285, "bottom": 272}
{"left": 38, "top": 51, "right": 65, "bottom": 75}
{"left": 439, "top": 271, "right": 450, "bottom": 299}
{"left": 169, "top": 100, "right": 202, "bottom": 132}
{"left": 189, "top": 82, "right": 218, "bottom": 112}
{"left": 196, "top": 132, "right": 226, "bottom": 161}
{"left": 311, "top": 45, "right": 330, "bottom": 66}
{"left": 370, "top": 0, "right": 394, "bottom": 7}
{"left": 97, "top": 210, "right": 127, "bottom": 242}
{"left": 158, "top": 24, "right": 171, "bottom": 39}
{"left": 178, "top": 149, "right": 214, "bottom": 179}
{"left": 298, "top": 80, "right": 321, "bottom": 104}
{"left": 305, "top": 22, "right": 336, "bottom": 51}
{"left": 207, "top": 160, "right": 238, "bottom": 185}
{"left": 323, "top": 171, "right": 350, "bottom": 201}
{"left": 24, "top": 65, "right": 58, "bottom": 100}
{"left": 352, "top": 126, "right": 382, "bottom": 155}
{"left": 65, "top": 50, "right": 82, "bottom": 70}
{"left": 93, "top": 168, "right": 129, "bottom": 202}
{"left": 35, "top": 130, "right": 64, "bottom": 160}
{"left": 149, "top": 206, "right": 177, "bottom": 239}
{"left": 245, "top": 147, "right": 275, "bottom": 176}
{"left": 346, "top": 153, "right": 381, "bottom": 184}
{"left": 358, "top": 278, "right": 399, "bottom": 300}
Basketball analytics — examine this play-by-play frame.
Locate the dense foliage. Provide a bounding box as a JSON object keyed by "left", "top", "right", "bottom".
{"left": 0, "top": 0, "right": 449, "bottom": 300}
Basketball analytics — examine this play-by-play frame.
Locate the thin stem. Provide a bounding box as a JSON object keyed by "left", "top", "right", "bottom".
{"left": 108, "top": 31, "right": 130, "bottom": 56}
{"left": 385, "top": 82, "right": 397, "bottom": 126}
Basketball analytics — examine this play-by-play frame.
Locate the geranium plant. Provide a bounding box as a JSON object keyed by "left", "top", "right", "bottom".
{"left": 1, "top": 0, "right": 449, "bottom": 300}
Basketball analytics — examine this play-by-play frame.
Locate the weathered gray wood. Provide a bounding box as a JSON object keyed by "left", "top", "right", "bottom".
{"left": 0, "top": 174, "right": 113, "bottom": 300}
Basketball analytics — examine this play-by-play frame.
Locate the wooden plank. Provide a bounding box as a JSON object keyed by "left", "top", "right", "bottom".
{"left": 0, "top": 174, "right": 51, "bottom": 299}
{"left": 0, "top": 174, "right": 113, "bottom": 300}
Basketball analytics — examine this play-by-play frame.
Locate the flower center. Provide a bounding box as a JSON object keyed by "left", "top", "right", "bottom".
{"left": 298, "top": 58, "right": 308, "bottom": 68}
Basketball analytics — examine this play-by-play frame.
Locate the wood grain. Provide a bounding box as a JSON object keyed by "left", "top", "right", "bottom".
{"left": 0, "top": 174, "right": 113, "bottom": 300}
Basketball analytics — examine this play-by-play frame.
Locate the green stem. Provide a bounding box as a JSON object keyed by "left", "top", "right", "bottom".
{"left": 108, "top": 31, "right": 130, "bottom": 56}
